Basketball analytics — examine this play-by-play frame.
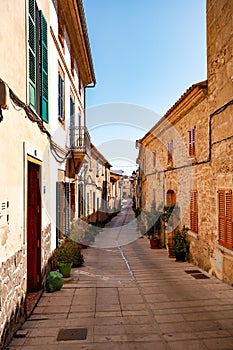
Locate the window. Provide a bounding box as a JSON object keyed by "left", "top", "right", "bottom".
{"left": 93, "top": 192, "right": 96, "bottom": 213}
{"left": 189, "top": 127, "right": 196, "bottom": 157}
{"left": 218, "top": 190, "right": 233, "bottom": 250}
{"left": 153, "top": 151, "right": 156, "bottom": 168}
{"left": 28, "top": 0, "right": 48, "bottom": 122}
{"left": 167, "top": 140, "right": 173, "bottom": 164}
{"left": 56, "top": 181, "right": 70, "bottom": 245}
{"left": 96, "top": 158, "right": 99, "bottom": 176}
{"left": 190, "top": 190, "right": 198, "bottom": 233}
{"left": 58, "top": 67, "right": 65, "bottom": 122}
{"left": 70, "top": 94, "right": 75, "bottom": 147}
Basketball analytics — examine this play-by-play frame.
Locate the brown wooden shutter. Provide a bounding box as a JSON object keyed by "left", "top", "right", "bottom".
{"left": 226, "top": 191, "right": 232, "bottom": 249}
{"left": 218, "top": 190, "right": 226, "bottom": 246}
{"left": 218, "top": 190, "right": 233, "bottom": 249}
{"left": 189, "top": 127, "right": 196, "bottom": 157}
{"left": 190, "top": 190, "right": 198, "bottom": 233}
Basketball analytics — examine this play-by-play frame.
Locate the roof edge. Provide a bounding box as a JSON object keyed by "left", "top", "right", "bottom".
{"left": 137, "top": 80, "right": 208, "bottom": 145}
{"left": 76, "top": 0, "right": 96, "bottom": 86}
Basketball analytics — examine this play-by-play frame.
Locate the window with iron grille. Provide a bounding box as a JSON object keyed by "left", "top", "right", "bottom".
{"left": 28, "top": 0, "right": 48, "bottom": 122}
{"left": 190, "top": 190, "right": 198, "bottom": 233}
{"left": 188, "top": 127, "right": 196, "bottom": 157}
{"left": 218, "top": 190, "right": 233, "bottom": 250}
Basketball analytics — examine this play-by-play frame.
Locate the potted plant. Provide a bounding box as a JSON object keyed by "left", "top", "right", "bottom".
{"left": 53, "top": 238, "right": 84, "bottom": 277}
{"left": 147, "top": 233, "right": 160, "bottom": 249}
{"left": 143, "top": 202, "right": 162, "bottom": 249}
{"left": 173, "top": 225, "right": 190, "bottom": 261}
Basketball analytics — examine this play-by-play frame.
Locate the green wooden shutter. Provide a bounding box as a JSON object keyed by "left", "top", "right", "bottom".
{"left": 28, "top": 0, "right": 36, "bottom": 109}
{"left": 40, "top": 11, "right": 48, "bottom": 123}
{"left": 56, "top": 182, "right": 61, "bottom": 247}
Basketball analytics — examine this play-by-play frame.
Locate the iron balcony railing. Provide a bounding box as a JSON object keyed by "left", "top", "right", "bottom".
{"left": 66, "top": 126, "right": 91, "bottom": 155}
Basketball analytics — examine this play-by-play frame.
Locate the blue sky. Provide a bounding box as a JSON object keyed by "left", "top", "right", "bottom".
{"left": 83, "top": 0, "right": 206, "bottom": 174}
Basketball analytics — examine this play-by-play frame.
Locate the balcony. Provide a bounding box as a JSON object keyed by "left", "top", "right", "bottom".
{"left": 66, "top": 126, "right": 91, "bottom": 178}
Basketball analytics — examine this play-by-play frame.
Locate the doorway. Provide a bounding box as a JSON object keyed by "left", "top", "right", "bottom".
{"left": 27, "top": 160, "right": 42, "bottom": 292}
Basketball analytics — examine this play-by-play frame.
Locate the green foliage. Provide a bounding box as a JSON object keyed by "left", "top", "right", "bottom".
{"left": 53, "top": 238, "right": 84, "bottom": 267}
{"left": 173, "top": 225, "right": 190, "bottom": 254}
{"left": 45, "top": 271, "right": 64, "bottom": 293}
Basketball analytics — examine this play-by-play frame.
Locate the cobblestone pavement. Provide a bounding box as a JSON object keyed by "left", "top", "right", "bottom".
{"left": 7, "top": 201, "right": 233, "bottom": 349}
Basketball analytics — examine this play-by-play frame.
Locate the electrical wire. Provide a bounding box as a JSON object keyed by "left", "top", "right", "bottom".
{"left": 2, "top": 80, "right": 70, "bottom": 163}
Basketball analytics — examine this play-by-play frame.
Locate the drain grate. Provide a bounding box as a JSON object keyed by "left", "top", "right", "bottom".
{"left": 57, "top": 328, "right": 87, "bottom": 341}
{"left": 185, "top": 270, "right": 210, "bottom": 279}
{"left": 185, "top": 269, "right": 201, "bottom": 274}
{"left": 191, "top": 273, "right": 210, "bottom": 279}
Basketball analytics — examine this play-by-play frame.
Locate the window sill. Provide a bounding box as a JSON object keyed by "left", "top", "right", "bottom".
{"left": 216, "top": 243, "right": 233, "bottom": 256}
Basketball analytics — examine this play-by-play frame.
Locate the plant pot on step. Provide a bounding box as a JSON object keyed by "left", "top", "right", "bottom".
{"left": 168, "top": 245, "right": 175, "bottom": 258}
{"left": 174, "top": 251, "right": 186, "bottom": 262}
{"left": 57, "top": 261, "right": 73, "bottom": 277}
{"left": 150, "top": 239, "right": 160, "bottom": 249}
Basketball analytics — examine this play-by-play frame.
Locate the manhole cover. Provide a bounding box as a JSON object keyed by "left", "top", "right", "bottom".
{"left": 191, "top": 273, "right": 210, "bottom": 279}
{"left": 185, "top": 269, "right": 201, "bottom": 274}
{"left": 57, "top": 328, "right": 87, "bottom": 341}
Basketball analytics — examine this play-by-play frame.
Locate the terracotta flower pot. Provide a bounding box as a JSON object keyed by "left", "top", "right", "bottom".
{"left": 150, "top": 239, "right": 160, "bottom": 249}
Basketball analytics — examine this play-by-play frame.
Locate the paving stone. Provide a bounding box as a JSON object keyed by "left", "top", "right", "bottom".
{"left": 168, "top": 340, "right": 208, "bottom": 350}
{"left": 93, "top": 325, "right": 125, "bottom": 335}
{"left": 7, "top": 205, "right": 233, "bottom": 349}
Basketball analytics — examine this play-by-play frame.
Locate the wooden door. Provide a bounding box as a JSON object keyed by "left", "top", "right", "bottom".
{"left": 27, "top": 161, "right": 41, "bottom": 292}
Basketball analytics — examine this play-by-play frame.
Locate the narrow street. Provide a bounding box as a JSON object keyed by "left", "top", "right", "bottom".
{"left": 8, "top": 202, "right": 233, "bottom": 350}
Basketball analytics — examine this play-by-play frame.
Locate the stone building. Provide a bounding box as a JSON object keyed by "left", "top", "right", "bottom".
{"left": 0, "top": 0, "right": 95, "bottom": 348}
{"left": 136, "top": 0, "right": 233, "bottom": 284}
{"left": 122, "top": 176, "right": 133, "bottom": 199}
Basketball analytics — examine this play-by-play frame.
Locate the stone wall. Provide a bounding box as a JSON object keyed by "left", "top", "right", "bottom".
{"left": 41, "top": 224, "right": 52, "bottom": 286}
{"left": 207, "top": 0, "right": 233, "bottom": 110}
{"left": 0, "top": 224, "right": 52, "bottom": 349}
{"left": 0, "top": 249, "right": 27, "bottom": 349}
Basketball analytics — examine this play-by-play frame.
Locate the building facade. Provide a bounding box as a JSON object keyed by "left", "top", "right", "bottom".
{"left": 136, "top": 0, "right": 233, "bottom": 284}
{"left": 0, "top": 0, "right": 95, "bottom": 347}
{"left": 85, "top": 143, "right": 111, "bottom": 223}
